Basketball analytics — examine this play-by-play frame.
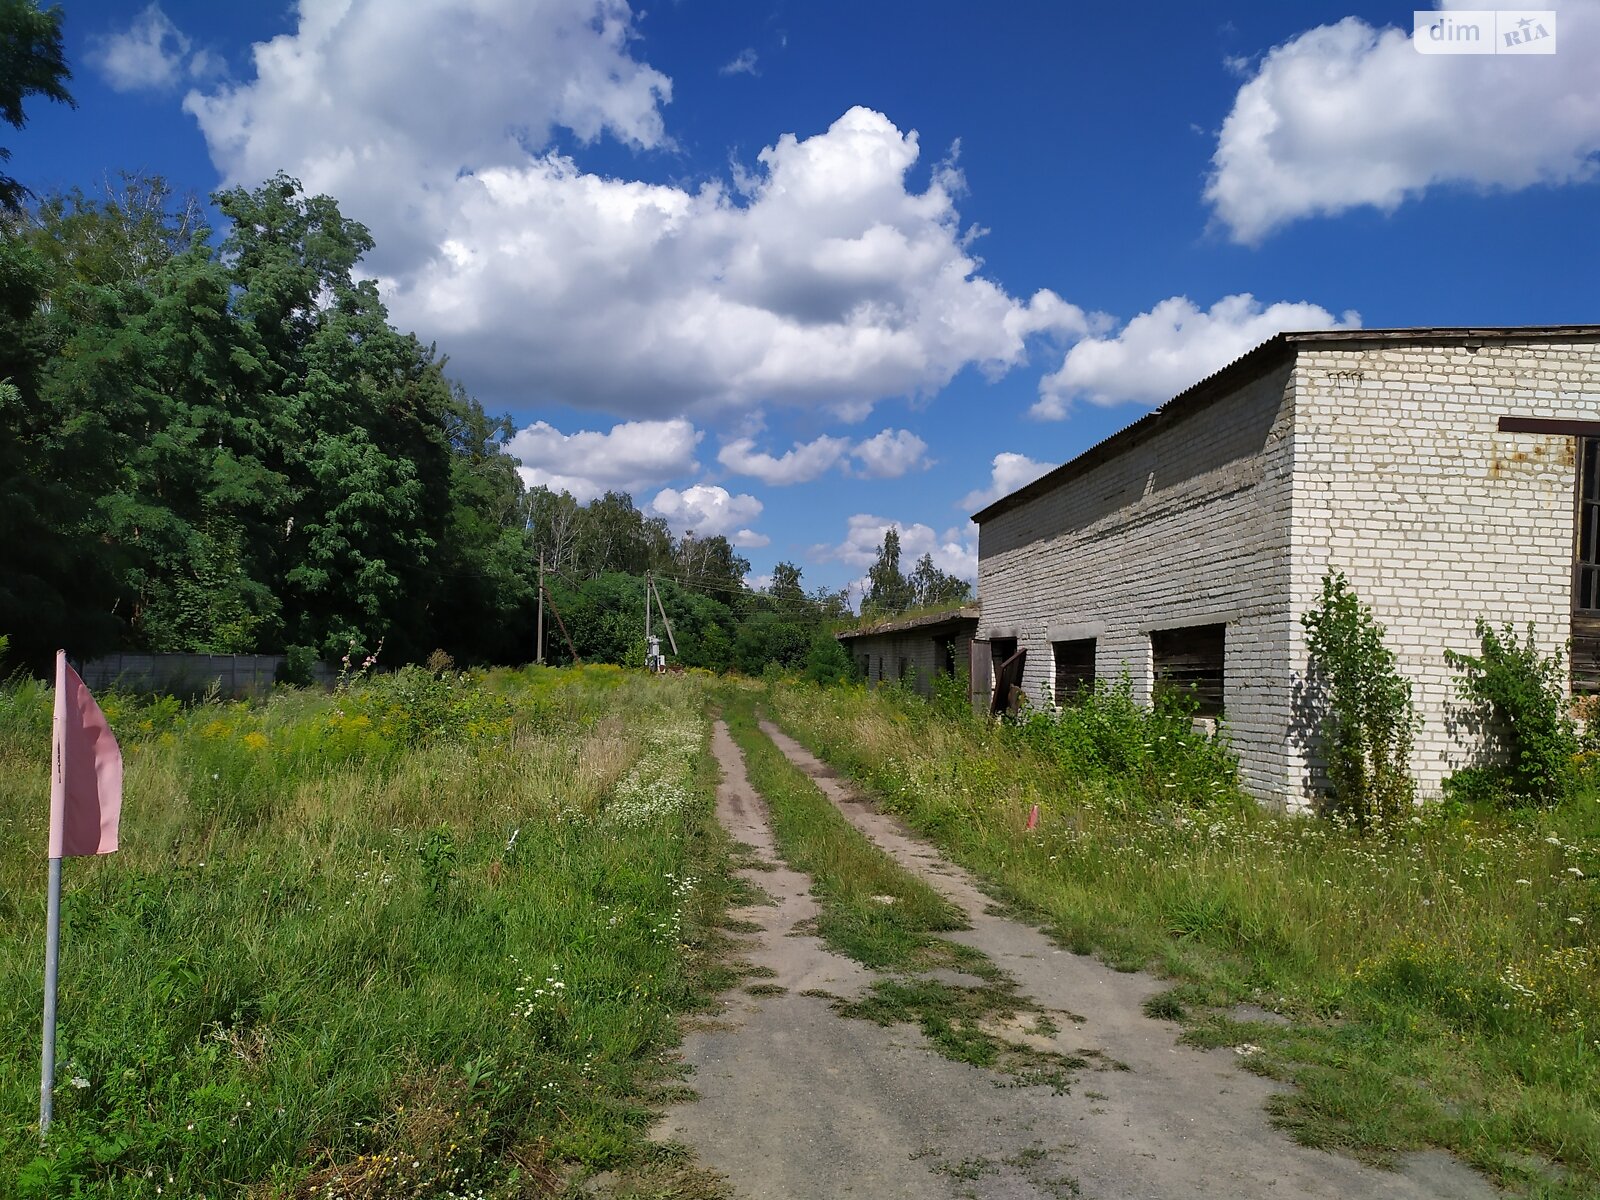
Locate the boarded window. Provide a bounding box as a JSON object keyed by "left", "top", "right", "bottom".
{"left": 1151, "top": 624, "right": 1225, "bottom": 717}
{"left": 1575, "top": 439, "right": 1600, "bottom": 692}
{"left": 1052, "top": 638, "right": 1095, "bottom": 704}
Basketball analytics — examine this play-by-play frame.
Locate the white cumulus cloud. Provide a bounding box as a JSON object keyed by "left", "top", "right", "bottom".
{"left": 1033, "top": 294, "right": 1360, "bottom": 416}
{"left": 718, "top": 426, "right": 930, "bottom": 484}
{"left": 1207, "top": 1, "right": 1600, "bottom": 242}
{"left": 183, "top": 4, "right": 1081, "bottom": 417}
{"left": 815, "top": 514, "right": 977, "bottom": 582}
{"left": 651, "top": 484, "right": 765, "bottom": 546}
{"left": 717, "top": 434, "right": 851, "bottom": 485}
{"left": 850, "top": 428, "right": 930, "bottom": 478}
{"left": 91, "top": 3, "right": 191, "bottom": 91}
{"left": 959, "top": 452, "right": 1057, "bottom": 511}
{"left": 510, "top": 417, "right": 701, "bottom": 501}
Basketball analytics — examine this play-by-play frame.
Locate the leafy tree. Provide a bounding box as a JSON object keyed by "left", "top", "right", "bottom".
{"left": 864, "top": 527, "right": 915, "bottom": 616}
{"left": 909, "top": 551, "right": 971, "bottom": 608}
{"left": 0, "top": 0, "right": 73, "bottom": 212}
{"left": 768, "top": 561, "right": 807, "bottom": 614}
{"left": 1301, "top": 570, "right": 1417, "bottom": 823}
{"left": 803, "top": 629, "right": 854, "bottom": 685}
{"left": 1444, "top": 620, "right": 1577, "bottom": 806}
{"left": 733, "top": 611, "right": 811, "bottom": 675}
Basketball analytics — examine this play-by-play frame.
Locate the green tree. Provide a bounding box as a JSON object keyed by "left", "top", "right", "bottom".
{"left": 1444, "top": 620, "right": 1577, "bottom": 806}
{"left": 1301, "top": 571, "right": 1417, "bottom": 823}
{"left": 803, "top": 629, "right": 854, "bottom": 685}
{"left": 909, "top": 551, "right": 971, "bottom": 608}
{"left": 0, "top": 0, "right": 74, "bottom": 213}
{"left": 864, "top": 527, "right": 915, "bottom": 616}
{"left": 768, "top": 561, "right": 807, "bottom": 615}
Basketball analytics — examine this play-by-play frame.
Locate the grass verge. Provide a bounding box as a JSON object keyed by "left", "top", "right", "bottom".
{"left": 1, "top": 666, "right": 739, "bottom": 1199}
{"left": 768, "top": 679, "right": 1600, "bottom": 1198}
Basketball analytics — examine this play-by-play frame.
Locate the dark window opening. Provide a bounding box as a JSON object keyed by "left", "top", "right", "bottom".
{"left": 1574, "top": 439, "right": 1600, "bottom": 693}
{"left": 1052, "top": 638, "right": 1096, "bottom": 705}
{"left": 989, "top": 637, "right": 1018, "bottom": 683}
{"left": 1152, "top": 624, "right": 1225, "bottom": 717}
{"left": 898, "top": 656, "right": 909, "bottom": 681}
{"left": 935, "top": 635, "right": 956, "bottom": 677}
{"left": 1579, "top": 438, "right": 1600, "bottom": 610}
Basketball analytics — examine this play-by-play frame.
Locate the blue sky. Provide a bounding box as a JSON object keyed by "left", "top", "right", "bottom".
{"left": 17, "top": 1, "right": 1600, "bottom": 601}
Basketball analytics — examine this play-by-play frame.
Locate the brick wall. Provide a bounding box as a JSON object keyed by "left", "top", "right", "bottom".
{"left": 977, "top": 362, "right": 1299, "bottom": 804}
{"left": 842, "top": 628, "right": 974, "bottom": 698}
{"left": 1289, "top": 339, "right": 1600, "bottom": 798}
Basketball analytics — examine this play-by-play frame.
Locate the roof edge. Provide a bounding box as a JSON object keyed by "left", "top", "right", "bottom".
{"left": 972, "top": 324, "right": 1600, "bottom": 524}
{"left": 835, "top": 604, "right": 981, "bottom": 641}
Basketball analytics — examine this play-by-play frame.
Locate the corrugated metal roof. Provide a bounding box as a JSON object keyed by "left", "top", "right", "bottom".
{"left": 971, "top": 324, "right": 1600, "bottom": 524}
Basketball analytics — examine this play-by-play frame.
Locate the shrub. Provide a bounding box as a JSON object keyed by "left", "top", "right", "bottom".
{"left": 276, "top": 644, "right": 320, "bottom": 688}
{"left": 802, "top": 631, "right": 854, "bottom": 686}
{"left": 1301, "top": 571, "right": 1417, "bottom": 823}
{"left": 930, "top": 664, "right": 971, "bottom": 721}
{"left": 1013, "top": 674, "right": 1241, "bottom": 809}
{"left": 1444, "top": 620, "right": 1576, "bottom": 806}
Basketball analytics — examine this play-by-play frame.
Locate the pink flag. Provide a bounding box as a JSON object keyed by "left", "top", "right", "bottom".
{"left": 1026, "top": 803, "right": 1040, "bottom": 831}
{"left": 49, "top": 651, "right": 123, "bottom": 858}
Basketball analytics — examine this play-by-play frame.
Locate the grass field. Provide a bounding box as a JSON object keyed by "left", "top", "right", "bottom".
{"left": 768, "top": 679, "right": 1600, "bottom": 1199}
{"left": 0, "top": 666, "right": 740, "bottom": 1199}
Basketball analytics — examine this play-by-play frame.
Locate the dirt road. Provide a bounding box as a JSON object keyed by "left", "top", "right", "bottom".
{"left": 655, "top": 720, "right": 1498, "bottom": 1200}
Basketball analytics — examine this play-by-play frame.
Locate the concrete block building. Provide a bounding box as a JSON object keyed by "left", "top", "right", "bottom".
{"left": 837, "top": 606, "right": 979, "bottom": 697}
{"left": 971, "top": 326, "right": 1600, "bottom": 809}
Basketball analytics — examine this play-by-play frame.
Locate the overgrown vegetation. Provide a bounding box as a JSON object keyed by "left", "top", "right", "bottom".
{"left": 769, "top": 678, "right": 1600, "bottom": 1197}
{"left": 1445, "top": 619, "right": 1579, "bottom": 807}
{"left": 1, "top": 668, "right": 740, "bottom": 1198}
{"left": 1301, "top": 570, "right": 1418, "bottom": 822}
{"left": 1017, "top": 676, "right": 1243, "bottom": 810}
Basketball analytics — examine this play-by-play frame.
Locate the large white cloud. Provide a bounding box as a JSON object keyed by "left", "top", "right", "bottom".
{"left": 1207, "top": 2, "right": 1600, "bottom": 243}
{"left": 510, "top": 417, "right": 701, "bottom": 501}
{"left": 184, "top": 3, "right": 1082, "bottom": 417}
{"left": 651, "top": 484, "right": 766, "bottom": 547}
{"left": 815, "top": 514, "right": 977, "bottom": 582}
{"left": 1033, "top": 294, "right": 1360, "bottom": 416}
{"left": 959, "top": 452, "right": 1056, "bottom": 511}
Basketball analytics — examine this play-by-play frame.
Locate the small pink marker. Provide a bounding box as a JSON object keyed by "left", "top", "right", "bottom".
{"left": 1026, "top": 803, "right": 1040, "bottom": 831}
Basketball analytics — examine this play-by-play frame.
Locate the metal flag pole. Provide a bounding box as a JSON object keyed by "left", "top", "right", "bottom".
{"left": 40, "top": 855, "right": 61, "bottom": 1135}
{"left": 40, "top": 649, "right": 65, "bottom": 1136}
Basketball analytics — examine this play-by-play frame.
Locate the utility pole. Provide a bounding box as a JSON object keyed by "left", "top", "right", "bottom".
{"left": 536, "top": 551, "right": 546, "bottom": 665}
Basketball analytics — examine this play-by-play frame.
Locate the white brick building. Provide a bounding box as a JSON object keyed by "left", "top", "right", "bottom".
{"left": 972, "top": 327, "right": 1600, "bottom": 809}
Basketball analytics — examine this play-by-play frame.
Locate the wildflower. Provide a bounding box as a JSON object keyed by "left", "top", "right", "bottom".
{"left": 1567, "top": 867, "right": 1585, "bottom": 878}
{"left": 69, "top": 1076, "right": 89, "bottom": 1089}
{"left": 1570, "top": 916, "right": 1586, "bottom": 925}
